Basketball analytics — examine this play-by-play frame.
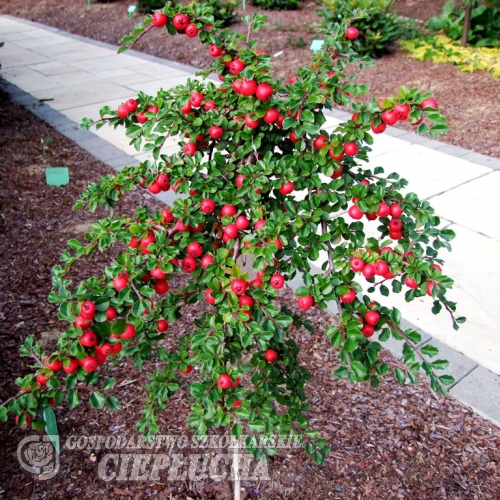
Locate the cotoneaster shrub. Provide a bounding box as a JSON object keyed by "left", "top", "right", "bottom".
{"left": 2, "top": 3, "right": 464, "bottom": 471}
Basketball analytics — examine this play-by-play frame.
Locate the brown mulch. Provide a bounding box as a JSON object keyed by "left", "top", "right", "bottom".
{"left": 1, "top": 0, "right": 500, "bottom": 158}
{"left": 1, "top": 88, "right": 500, "bottom": 499}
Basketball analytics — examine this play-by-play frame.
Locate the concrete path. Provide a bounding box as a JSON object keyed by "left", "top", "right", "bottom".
{"left": 1, "top": 15, "right": 500, "bottom": 426}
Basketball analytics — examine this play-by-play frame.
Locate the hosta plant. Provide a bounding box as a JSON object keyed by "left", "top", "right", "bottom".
{"left": 1, "top": 3, "right": 464, "bottom": 472}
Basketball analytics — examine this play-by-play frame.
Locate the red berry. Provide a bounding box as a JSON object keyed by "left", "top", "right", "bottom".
{"left": 270, "top": 274, "right": 285, "bottom": 289}
{"left": 81, "top": 356, "right": 98, "bottom": 373}
{"left": 340, "top": 289, "right": 356, "bottom": 304}
{"left": 45, "top": 356, "right": 61, "bottom": 372}
{"left": 154, "top": 279, "right": 169, "bottom": 294}
{"left": 239, "top": 295, "right": 254, "bottom": 308}
{"left": 263, "top": 108, "right": 279, "bottom": 124}
{"left": 390, "top": 203, "right": 404, "bottom": 218}
{"left": 265, "top": 349, "right": 278, "bottom": 362}
{"left": 362, "top": 264, "right": 376, "bottom": 280}
{"left": 173, "top": 13, "right": 189, "bottom": 31}
{"left": 182, "top": 257, "right": 197, "bottom": 273}
{"left": 365, "top": 311, "right": 380, "bottom": 326}
{"left": 249, "top": 279, "right": 263, "bottom": 288}
{"left": 405, "top": 276, "right": 418, "bottom": 289}
{"left": 314, "top": 135, "right": 329, "bottom": 149}
{"left": 255, "top": 83, "right": 273, "bottom": 101}
{"left": 374, "top": 261, "right": 389, "bottom": 276}
{"left": 421, "top": 98, "right": 438, "bottom": 110}
{"left": 350, "top": 257, "right": 365, "bottom": 272}
{"left": 80, "top": 331, "right": 97, "bottom": 347}
{"left": 346, "top": 27, "right": 359, "bottom": 40}
{"left": 329, "top": 147, "right": 345, "bottom": 161}
{"left": 117, "top": 105, "right": 129, "bottom": 119}
{"left": 209, "top": 44, "right": 223, "bottom": 57}
{"left": 297, "top": 295, "right": 314, "bottom": 310}
{"left": 125, "top": 99, "right": 138, "bottom": 112}
{"left": 389, "top": 219, "right": 403, "bottom": 232}
{"left": 187, "top": 242, "right": 203, "bottom": 258}
{"left": 394, "top": 103, "right": 411, "bottom": 121}
{"left": 244, "top": 114, "right": 259, "bottom": 129}
{"left": 80, "top": 300, "right": 96, "bottom": 320}
{"left": 152, "top": 12, "right": 168, "bottom": 27}
{"left": 279, "top": 181, "right": 294, "bottom": 195}
{"left": 235, "top": 216, "right": 249, "bottom": 231}
{"left": 221, "top": 204, "right": 237, "bottom": 217}
{"left": 183, "top": 142, "right": 197, "bottom": 156}
{"left": 151, "top": 266, "right": 167, "bottom": 280}
{"left": 113, "top": 274, "right": 129, "bottom": 291}
{"left": 181, "top": 365, "right": 193, "bottom": 375}
{"left": 381, "top": 110, "right": 398, "bottom": 126}
{"left": 229, "top": 59, "right": 245, "bottom": 75}
{"left": 217, "top": 374, "right": 232, "bottom": 390}
{"left": 185, "top": 23, "right": 198, "bottom": 38}
{"left": 157, "top": 320, "right": 169, "bottom": 332}
{"left": 377, "top": 201, "right": 391, "bottom": 218}
{"left": 201, "top": 254, "right": 215, "bottom": 268}
{"left": 371, "top": 121, "right": 386, "bottom": 134}
{"left": 205, "top": 288, "right": 216, "bottom": 305}
{"left": 231, "top": 279, "right": 247, "bottom": 296}
{"left": 121, "top": 324, "right": 136, "bottom": 339}
{"left": 361, "top": 324, "right": 375, "bottom": 338}
{"left": 348, "top": 205, "right": 363, "bottom": 220}
{"left": 62, "top": 358, "right": 80, "bottom": 374}
{"left": 209, "top": 126, "right": 223, "bottom": 140}
{"left": 344, "top": 142, "right": 359, "bottom": 156}
{"left": 200, "top": 199, "right": 215, "bottom": 214}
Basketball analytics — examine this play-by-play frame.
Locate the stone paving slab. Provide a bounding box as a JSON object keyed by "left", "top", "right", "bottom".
{"left": 451, "top": 366, "right": 500, "bottom": 427}
{"left": 2, "top": 15, "right": 500, "bottom": 428}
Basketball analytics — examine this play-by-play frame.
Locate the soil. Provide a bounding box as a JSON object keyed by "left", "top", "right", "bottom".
{"left": 1, "top": 86, "right": 500, "bottom": 499}
{"left": 1, "top": 0, "right": 500, "bottom": 158}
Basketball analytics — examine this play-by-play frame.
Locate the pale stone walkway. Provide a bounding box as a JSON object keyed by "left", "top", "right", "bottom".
{"left": 1, "top": 15, "right": 500, "bottom": 425}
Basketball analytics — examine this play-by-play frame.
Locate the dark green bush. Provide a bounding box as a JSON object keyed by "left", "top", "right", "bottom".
{"left": 251, "top": 0, "right": 301, "bottom": 12}
{"left": 427, "top": 1, "right": 500, "bottom": 48}
{"left": 137, "top": 0, "right": 171, "bottom": 13}
{"left": 319, "top": 0, "right": 419, "bottom": 58}
{"left": 189, "top": 0, "right": 239, "bottom": 26}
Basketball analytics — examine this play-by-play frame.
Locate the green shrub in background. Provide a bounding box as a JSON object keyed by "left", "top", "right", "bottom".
{"left": 427, "top": 1, "right": 500, "bottom": 48}
{"left": 319, "top": 0, "right": 419, "bottom": 58}
{"left": 137, "top": 0, "right": 172, "bottom": 13}
{"left": 251, "top": 0, "right": 301, "bottom": 12}
{"left": 190, "top": 0, "right": 239, "bottom": 26}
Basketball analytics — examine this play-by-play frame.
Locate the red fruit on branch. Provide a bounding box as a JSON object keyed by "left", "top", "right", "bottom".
{"left": 181, "top": 365, "right": 193, "bottom": 375}
{"left": 183, "top": 142, "right": 197, "bottom": 156}
{"left": 265, "top": 349, "right": 278, "bottom": 362}
{"left": 279, "top": 181, "right": 294, "bottom": 195}
{"left": 201, "top": 254, "right": 215, "bottom": 268}
{"left": 340, "top": 289, "right": 356, "bottom": 304}
{"left": 263, "top": 107, "right": 279, "bottom": 124}
{"left": 270, "top": 274, "right": 285, "bottom": 289}
{"left": 190, "top": 92, "right": 204, "bottom": 107}
{"left": 80, "top": 331, "right": 97, "bottom": 347}
{"left": 377, "top": 201, "right": 391, "bottom": 218}
{"left": 331, "top": 164, "right": 343, "bottom": 179}
{"left": 161, "top": 207, "right": 175, "bottom": 223}
{"left": 205, "top": 288, "right": 216, "bottom": 305}
{"left": 209, "top": 44, "right": 223, "bottom": 57}
{"left": 405, "top": 276, "right": 419, "bottom": 289}
{"left": 172, "top": 13, "right": 189, "bottom": 31}
{"left": 229, "top": 59, "right": 245, "bottom": 75}
{"left": 388, "top": 219, "right": 403, "bottom": 232}
{"left": 394, "top": 103, "right": 411, "bottom": 121}
{"left": 239, "top": 295, "right": 254, "bottom": 308}
{"left": 346, "top": 27, "right": 360, "bottom": 40}
{"left": 240, "top": 78, "right": 257, "bottom": 96}
{"left": 117, "top": 105, "right": 129, "bottom": 119}
{"left": 245, "top": 114, "right": 259, "bottom": 129}
{"left": 371, "top": 121, "right": 386, "bottom": 134}
{"left": 62, "top": 358, "right": 80, "bottom": 374}
{"left": 235, "top": 215, "right": 250, "bottom": 230}
{"left": 348, "top": 205, "right": 363, "bottom": 220}
{"left": 201, "top": 199, "right": 215, "bottom": 214}
{"left": 344, "top": 142, "right": 359, "bottom": 156}
{"left": 365, "top": 310, "right": 380, "bottom": 326}
{"left": 187, "top": 242, "right": 203, "bottom": 258}
{"left": 361, "top": 324, "right": 375, "bottom": 338}
{"left": 217, "top": 374, "right": 232, "bottom": 389}
{"left": 182, "top": 257, "right": 197, "bottom": 273}
{"left": 297, "top": 295, "right": 314, "bottom": 310}
{"left": 36, "top": 373, "right": 50, "bottom": 386}
{"left": 154, "top": 279, "right": 169, "bottom": 294}
{"left": 125, "top": 99, "right": 138, "bottom": 112}
{"left": 81, "top": 356, "right": 98, "bottom": 373}
{"left": 74, "top": 315, "right": 93, "bottom": 330}
{"left": 329, "top": 147, "right": 345, "bottom": 161}
{"left": 390, "top": 203, "right": 404, "bottom": 218}
{"left": 350, "top": 257, "right": 365, "bottom": 272}
{"left": 224, "top": 224, "right": 239, "bottom": 240}
{"left": 314, "top": 135, "right": 329, "bottom": 149}
{"left": 152, "top": 12, "right": 167, "bottom": 27}
{"left": 362, "top": 264, "right": 376, "bottom": 280}
{"left": 256, "top": 83, "right": 273, "bottom": 101}
{"left": 209, "top": 125, "right": 223, "bottom": 140}
{"left": 157, "top": 319, "right": 168, "bottom": 332}
{"left": 45, "top": 356, "right": 62, "bottom": 372}
{"left": 185, "top": 23, "right": 198, "bottom": 38}
{"left": 151, "top": 266, "right": 167, "bottom": 280}
{"left": 80, "top": 300, "right": 96, "bottom": 320}
{"left": 381, "top": 110, "right": 398, "bottom": 126}
{"left": 421, "top": 98, "right": 438, "bottom": 110}
{"left": 121, "top": 324, "right": 136, "bottom": 339}
{"left": 231, "top": 279, "right": 248, "bottom": 296}
{"left": 221, "top": 204, "right": 237, "bottom": 217}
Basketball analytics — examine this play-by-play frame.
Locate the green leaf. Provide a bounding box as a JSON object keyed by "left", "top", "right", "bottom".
{"left": 43, "top": 406, "right": 60, "bottom": 454}
{"left": 420, "top": 344, "right": 439, "bottom": 357}
{"left": 351, "top": 361, "right": 367, "bottom": 378}
{"left": 90, "top": 391, "right": 106, "bottom": 409}
{"left": 102, "top": 378, "right": 115, "bottom": 391}
{"left": 67, "top": 390, "right": 79, "bottom": 409}
{"left": 107, "top": 396, "right": 120, "bottom": 411}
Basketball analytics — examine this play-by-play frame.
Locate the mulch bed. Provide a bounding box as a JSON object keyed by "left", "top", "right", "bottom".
{"left": 1, "top": 0, "right": 499, "bottom": 158}
{"left": 1, "top": 85, "right": 500, "bottom": 499}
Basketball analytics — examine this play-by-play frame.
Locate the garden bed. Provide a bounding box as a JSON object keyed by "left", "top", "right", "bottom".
{"left": 1, "top": 88, "right": 500, "bottom": 499}
{"left": 0, "top": 0, "right": 499, "bottom": 158}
